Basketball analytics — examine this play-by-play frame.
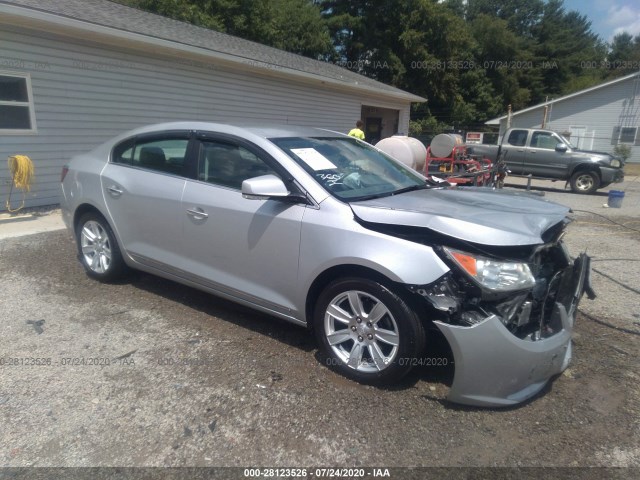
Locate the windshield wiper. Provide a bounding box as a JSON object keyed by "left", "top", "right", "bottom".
{"left": 390, "top": 184, "right": 429, "bottom": 196}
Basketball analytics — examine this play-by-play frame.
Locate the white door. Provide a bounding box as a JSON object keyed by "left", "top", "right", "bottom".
{"left": 570, "top": 126, "right": 586, "bottom": 149}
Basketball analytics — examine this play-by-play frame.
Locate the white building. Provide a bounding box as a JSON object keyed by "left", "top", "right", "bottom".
{"left": 0, "top": 0, "right": 424, "bottom": 209}
{"left": 486, "top": 72, "right": 640, "bottom": 163}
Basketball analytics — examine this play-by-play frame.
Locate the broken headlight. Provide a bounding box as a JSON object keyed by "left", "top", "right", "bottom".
{"left": 443, "top": 247, "right": 535, "bottom": 292}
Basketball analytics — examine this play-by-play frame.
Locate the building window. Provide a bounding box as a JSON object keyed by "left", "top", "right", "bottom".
{"left": 0, "top": 73, "right": 37, "bottom": 133}
{"left": 619, "top": 127, "right": 637, "bottom": 144}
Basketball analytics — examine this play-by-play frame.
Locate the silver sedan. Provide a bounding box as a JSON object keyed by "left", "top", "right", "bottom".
{"left": 60, "top": 122, "right": 592, "bottom": 406}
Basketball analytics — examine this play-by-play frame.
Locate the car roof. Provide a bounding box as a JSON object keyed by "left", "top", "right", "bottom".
{"left": 121, "top": 121, "right": 344, "bottom": 140}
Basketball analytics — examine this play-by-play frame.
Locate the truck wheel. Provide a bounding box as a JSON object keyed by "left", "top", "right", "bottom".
{"left": 570, "top": 171, "right": 599, "bottom": 194}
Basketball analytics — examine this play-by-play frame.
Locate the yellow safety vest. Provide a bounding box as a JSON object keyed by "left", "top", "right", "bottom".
{"left": 348, "top": 128, "right": 365, "bottom": 140}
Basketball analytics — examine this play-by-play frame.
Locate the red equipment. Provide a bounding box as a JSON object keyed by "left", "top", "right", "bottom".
{"left": 425, "top": 134, "right": 492, "bottom": 186}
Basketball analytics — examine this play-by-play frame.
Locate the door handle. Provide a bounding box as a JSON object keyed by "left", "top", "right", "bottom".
{"left": 186, "top": 207, "right": 209, "bottom": 219}
{"left": 107, "top": 185, "right": 123, "bottom": 196}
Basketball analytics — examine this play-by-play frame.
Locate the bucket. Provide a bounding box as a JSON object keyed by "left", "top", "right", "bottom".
{"left": 607, "top": 190, "right": 625, "bottom": 208}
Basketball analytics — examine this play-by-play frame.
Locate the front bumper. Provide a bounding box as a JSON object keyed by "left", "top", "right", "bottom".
{"left": 435, "top": 308, "right": 571, "bottom": 406}
{"left": 600, "top": 166, "right": 624, "bottom": 184}
{"left": 434, "top": 254, "right": 591, "bottom": 407}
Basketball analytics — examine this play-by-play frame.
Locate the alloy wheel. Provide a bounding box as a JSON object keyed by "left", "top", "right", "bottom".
{"left": 80, "top": 220, "right": 112, "bottom": 274}
{"left": 324, "top": 290, "right": 400, "bottom": 372}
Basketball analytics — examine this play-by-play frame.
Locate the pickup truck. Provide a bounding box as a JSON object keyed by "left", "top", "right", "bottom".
{"left": 467, "top": 128, "right": 625, "bottom": 194}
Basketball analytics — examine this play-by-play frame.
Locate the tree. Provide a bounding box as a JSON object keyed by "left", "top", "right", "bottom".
{"left": 531, "top": 0, "right": 606, "bottom": 97}
{"left": 118, "top": 0, "right": 333, "bottom": 58}
{"left": 607, "top": 33, "right": 640, "bottom": 78}
{"left": 465, "top": 0, "right": 544, "bottom": 37}
{"left": 470, "top": 14, "right": 539, "bottom": 110}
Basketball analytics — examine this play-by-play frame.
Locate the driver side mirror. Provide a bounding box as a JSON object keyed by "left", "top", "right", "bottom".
{"left": 555, "top": 143, "right": 568, "bottom": 153}
{"left": 242, "top": 174, "right": 308, "bottom": 203}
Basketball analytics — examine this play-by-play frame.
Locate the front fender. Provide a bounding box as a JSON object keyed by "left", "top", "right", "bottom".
{"left": 297, "top": 203, "right": 450, "bottom": 312}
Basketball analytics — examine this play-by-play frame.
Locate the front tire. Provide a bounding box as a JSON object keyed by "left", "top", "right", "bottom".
{"left": 76, "top": 212, "right": 126, "bottom": 282}
{"left": 570, "top": 170, "right": 600, "bottom": 194}
{"left": 314, "top": 277, "right": 426, "bottom": 384}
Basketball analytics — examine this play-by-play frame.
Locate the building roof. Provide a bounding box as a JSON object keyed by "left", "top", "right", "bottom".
{"left": 0, "top": 0, "right": 425, "bottom": 103}
{"left": 486, "top": 71, "right": 640, "bottom": 125}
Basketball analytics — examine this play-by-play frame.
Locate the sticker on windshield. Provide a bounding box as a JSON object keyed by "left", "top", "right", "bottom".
{"left": 291, "top": 148, "right": 337, "bottom": 171}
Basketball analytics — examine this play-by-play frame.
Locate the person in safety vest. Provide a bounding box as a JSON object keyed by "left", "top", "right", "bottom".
{"left": 348, "top": 120, "right": 365, "bottom": 140}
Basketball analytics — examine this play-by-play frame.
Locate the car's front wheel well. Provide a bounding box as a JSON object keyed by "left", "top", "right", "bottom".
{"left": 305, "top": 265, "right": 424, "bottom": 331}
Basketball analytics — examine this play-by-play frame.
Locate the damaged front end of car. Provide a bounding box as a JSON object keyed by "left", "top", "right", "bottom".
{"left": 408, "top": 227, "right": 595, "bottom": 406}
{"left": 351, "top": 188, "right": 596, "bottom": 406}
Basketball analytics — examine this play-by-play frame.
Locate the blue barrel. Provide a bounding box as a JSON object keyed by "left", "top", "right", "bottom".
{"left": 608, "top": 190, "right": 625, "bottom": 208}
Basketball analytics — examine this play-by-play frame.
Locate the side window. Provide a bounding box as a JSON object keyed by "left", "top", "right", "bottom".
{"left": 198, "top": 141, "right": 276, "bottom": 189}
{"left": 133, "top": 138, "right": 189, "bottom": 175}
{"left": 112, "top": 137, "right": 189, "bottom": 175}
{"left": 507, "top": 130, "right": 528, "bottom": 147}
{"left": 0, "top": 73, "right": 37, "bottom": 133}
{"left": 112, "top": 138, "right": 135, "bottom": 165}
{"left": 530, "top": 132, "right": 557, "bottom": 150}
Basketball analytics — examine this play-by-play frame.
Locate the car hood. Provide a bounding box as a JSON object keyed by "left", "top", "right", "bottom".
{"left": 350, "top": 187, "right": 570, "bottom": 246}
{"left": 572, "top": 149, "right": 615, "bottom": 160}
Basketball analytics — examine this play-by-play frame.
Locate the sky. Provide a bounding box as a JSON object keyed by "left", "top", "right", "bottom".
{"left": 563, "top": 0, "right": 640, "bottom": 42}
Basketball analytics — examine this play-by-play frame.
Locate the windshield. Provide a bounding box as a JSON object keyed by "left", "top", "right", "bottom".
{"left": 270, "top": 136, "right": 426, "bottom": 201}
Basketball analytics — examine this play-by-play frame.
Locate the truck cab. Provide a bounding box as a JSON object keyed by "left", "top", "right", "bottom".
{"left": 502, "top": 129, "right": 570, "bottom": 177}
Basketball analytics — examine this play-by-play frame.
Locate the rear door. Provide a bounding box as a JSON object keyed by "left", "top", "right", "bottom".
{"left": 501, "top": 129, "right": 529, "bottom": 175}
{"left": 101, "top": 131, "right": 195, "bottom": 267}
{"left": 179, "top": 133, "right": 306, "bottom": 315}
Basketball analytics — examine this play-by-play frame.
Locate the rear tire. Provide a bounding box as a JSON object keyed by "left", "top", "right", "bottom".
{"left": 76, "top": 212, "right": 126, "bottom": 282}
{"left": 314, "top": 277, "right": 426, "bottom": 384}
{"left": 570, "top": 170, "right": 599, "bottom": 194}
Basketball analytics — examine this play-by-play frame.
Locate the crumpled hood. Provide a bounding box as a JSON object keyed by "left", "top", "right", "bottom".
{"left": 350, "top": 187, "right": 570, "bottom": 246}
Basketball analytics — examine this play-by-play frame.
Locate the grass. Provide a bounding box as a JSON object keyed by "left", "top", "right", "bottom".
{"left": 625, "top": 163, "right": 640, "bottom": 176}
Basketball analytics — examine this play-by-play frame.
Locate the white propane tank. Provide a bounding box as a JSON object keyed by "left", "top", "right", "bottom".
{"left": 429, "top": 133, "right": 464, "bottom": 158}
{"left": 375, "top": 136, "right": 427, "bottom": 172}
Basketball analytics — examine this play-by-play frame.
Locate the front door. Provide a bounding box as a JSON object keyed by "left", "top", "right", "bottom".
{"left": 180, "top": 135, "right": 306, "bottom": 315}
{"left": 526, "top": 130, "right": 568, "bottom": 179}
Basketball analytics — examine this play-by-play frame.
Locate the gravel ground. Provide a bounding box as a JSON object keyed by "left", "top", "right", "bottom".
{"left": 0, "top": 180, "right": 638, "bottom": 477}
